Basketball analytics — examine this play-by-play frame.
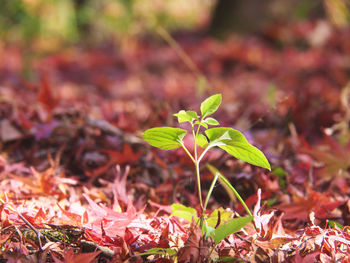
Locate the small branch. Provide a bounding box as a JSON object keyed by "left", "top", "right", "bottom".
{"left": 180, "top": 142, "right": 196, "bottom": 164}
{"left": 197, "top": 146, "right": 212, "bottom": 163}
{"left": 203, "top": 170, "right": 219, "bottom": 211}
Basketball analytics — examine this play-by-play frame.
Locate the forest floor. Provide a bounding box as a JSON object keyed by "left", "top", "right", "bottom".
{"left": 1, "top": 20, "right": 350, "bottom": 262}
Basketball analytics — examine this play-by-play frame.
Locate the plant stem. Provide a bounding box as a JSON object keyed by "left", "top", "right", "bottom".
{"left": 229, "top": 184, "right": 252, "bottom": 217}
{"left": 207, "top": 164, "right": 253, "bottom": 217}
{"left": 191, "top": 123, "right": 204, "bottom": 216}
{"left": 195, "top": 161, "right": 204, "bottom": 215}
{"left": 180, "top": 143, "right": 196, "bottom": 164}
{"left": 203, "top": 170, "right": 219, "bottom": 211}
{"left": 191, "top": 123, "right": 198, "bottom": 162}
{"left": 181, "top": 140, "right": 204, "bottom": 220}
{"left": 197, "top": 145, "right": 212, "bottom": 163}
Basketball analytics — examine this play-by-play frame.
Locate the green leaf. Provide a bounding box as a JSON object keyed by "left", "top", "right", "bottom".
{"left": 213, "top": 257, "right": 238, "bottom": 262}
{"left": 205, "top": 208, "right": 234, "bottom": 228}
{"left": 143, "top": 127, "right": 187, "bottom": 150}
{"left": 204, "top": 117, "right": 219, "bottom": 126}
{"left": 195, "top": 120, "right": 208, "bottom": 129}
{"left": 171, "top": 204, "right": 199, "bottom": 223}
{"left": 200, "top": 94, "right": 222, "bottom": 118}
{"left": 205, "top": 128, "right": 271, "bottom": 170}
{"left": 213, "top": 216, "right": 253, "bottom": 245}
{"left": 196, "top": 134, "right": 208, "bottom": 148}
{"left": 173, "top": 110, "right": 190, "bottom": 123}
{"left": 174, "top": 110, "right": 198, "bottom": 123}
{"left": 205, "top": 127, "right": 231, "bottom": 143}
{"left": 328, "top": 220, "right": 343, "bottom": 229}
{"left": 202, "top": 223, "right": 215, "bottom": 239}
{"left": 186, "top": 110, "right": 198, "bottom": 120}
{"left": 136, "top": 247, "right": 176, "bottom": 257}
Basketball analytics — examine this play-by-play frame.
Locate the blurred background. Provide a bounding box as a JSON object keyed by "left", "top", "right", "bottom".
{"left": 0, "top": 0, "right": 349, "bottom": 50}
{"left": 0, "top": 0, "right": 349, "bottom": 141}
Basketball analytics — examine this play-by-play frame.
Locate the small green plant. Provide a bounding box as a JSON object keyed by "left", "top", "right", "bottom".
{"left": 143, "top": 94, "right": 270, "bottom": 245}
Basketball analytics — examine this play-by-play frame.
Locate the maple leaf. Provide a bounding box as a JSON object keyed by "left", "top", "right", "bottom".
{"left": 253, "top": 189, "right": 293, "bottom": 253}
{"left": 303, "top": 135, "right": 350, "bottom": 179}
{"left": 277, "top": 186, "right": 342, "bottom": 221}
{"left": 38, "top": 73, "right": 59, "bottom": 112}
{"left": 0, "top": 156, "right": 30, "bottom": 179}
{"left": 112, "top": 165, "right": 130, "bottom": 208}
{"left": 57, "top": 203, "right": 89, "bottom": 227}
{"left": 83, "top": 194, "right": 139, "bottom": 238}
{"left": 177, "top": 222, "right": 210, "bottom": 263}
{"left": 52, "top": 248, "right": 100, "bottom": 263}
{"left": 102, "top": 144, "right": 141, "bottom": 165}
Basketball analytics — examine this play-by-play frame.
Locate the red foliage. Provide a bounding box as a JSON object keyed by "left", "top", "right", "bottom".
{"left": 0, "top": 19, "right": 350, "bottom": 261}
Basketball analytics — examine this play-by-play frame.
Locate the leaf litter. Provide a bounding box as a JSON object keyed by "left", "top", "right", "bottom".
{"left": 0, "top": 20, "right": 350, "bottom": 262}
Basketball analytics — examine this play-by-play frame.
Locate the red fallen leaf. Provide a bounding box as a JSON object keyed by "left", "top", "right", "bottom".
{"left": 38, "top": 73, "right": 59, "bottom": 112}
{"left": 102, "top": 144, "right": 141, "bottom": 165}
{"left": 34, "top": 207, "right": 47, "bottom": 222}
{"left": 111, "top": 165, "right": 130, "bottom": 208}
{"left": 237, "top": 190, "right": 272, "bottom": 215}
{"left": 83, "top": 194, "right": 139, "bottom": 237}
{"left": 0, "top": 119, "right": 22, "bottom": 142}
{"left": 0, "top": 156, "right": 30, "bottom": 179}
{"left": 0, "top": 233, "right": 12, "bottom": 245}
{"left": 294, "top": 251, "right": 320, "bottom": 263}
{"left": 31, "top": 166, "right": 63, "bottom": 196}
{"left": 57, "top": 203, "right": 87, "bottom": 227}
{"left": 85, "top": 161, "right": 113, "bottom": 180}
{"left": 277, "top": 186, "right": 342, "bottom": 221}
{"left": 124, "top": 227, "right": 139, "bottom": 246}
{"left": 253, "top": 189, "right": 289, "bottom": 246}
{"left": 148, "top": 200, "right": 173, "bottom": 216}
{"left": 177, "top": 223, "right": 210, "bottom": 263}
{"left": 16, "top": 110, "right": 33, "bottom": 130}
{"left": 52, "top": 248, "right": 100, "bottom": 263}
{"left": 82, "top": 211, "right": 89, "bottom": 225}
{"left": 153, "top": 152, "right": 169, "bottom": 169}
{"left": 158, "top": 223, "right": 170, "bottom": 248}
{"left": 10, "top": 153, "right": 70, "bottom": 196}
{"left": 302, "top": 134, "right": 350, "bottom": 179}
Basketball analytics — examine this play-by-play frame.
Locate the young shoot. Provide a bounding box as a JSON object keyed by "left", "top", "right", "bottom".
{"left": 143, "top": 94, "right": 270, "bottom": 235}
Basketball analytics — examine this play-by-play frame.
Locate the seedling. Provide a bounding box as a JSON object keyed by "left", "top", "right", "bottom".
{"left": 143, "top": 94, "right": 270, "bottom": 244}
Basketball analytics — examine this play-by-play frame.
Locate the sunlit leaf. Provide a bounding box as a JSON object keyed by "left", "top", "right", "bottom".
{"left": 200, "top": 94, "right": 222, "bottom": 118}
{"left": 174, "top": 110, "right": 198, "bottom": 123}
{"left": 195, "top": 120, "right": 208, "bottom": 129}
{"left": 196, "top": 134, "right": 208, "bottom": 148}
{"left": 328, "top": 220, "right": 343, "bottom": 229}
{"left": 143, "top": 127, "right": 187, "bottom": 150}
{"left": 213, "top": 216, "right": 253, "bottom": 245}
{"left": 136, "top": 247, "right": 176, "bottom": 257}
{"left": 171, "top": 204, "right": 199, "bottom": 223}
{"left": 205, "top": 127, "right": 231, "bottom": 143}
{"left": 204, "top": 117, "right": 219, "bottom": 126}
{"left": 186, "top": 110, "right": 198, "bottom": 120}
{"left": 205, "top": 128, "right": 271, "bottom": 170}
{"left": 206, "top": 208, "right": 234, "bottom": 228}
